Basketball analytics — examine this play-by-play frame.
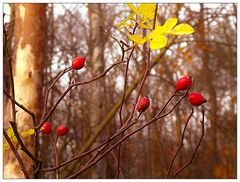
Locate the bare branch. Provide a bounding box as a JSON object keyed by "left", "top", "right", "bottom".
{"left": 35, "top": 60, "right": 127, "bottom": 130}
{"left": 173, "top": 108, "right": 205, "bottom": 178}
{"left": 166, "top": 108, "right": 194, "bottom": 178}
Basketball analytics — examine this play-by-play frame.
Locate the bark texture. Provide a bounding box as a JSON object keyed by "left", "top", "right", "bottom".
{"left": 4, "top": 4, "right": 46, "bottom": 178}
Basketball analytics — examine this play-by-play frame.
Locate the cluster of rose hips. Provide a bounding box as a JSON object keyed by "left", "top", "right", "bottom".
{"left": 51, "top": 57, "right": 207, "bottom": 126}
{"left": 175, "top": 75, "right": 207, "bottom": 105}
{"left": 136, "top": 75, "right": 207, "bottom": 113}
{"left": 41, "top": 57, "right": 86, "bottom": 136}
{"left": 41, "top": 122, "right": 69, "bottom": 136}
{"left": 71, "top": 57, "right": 207, "bottom": 113}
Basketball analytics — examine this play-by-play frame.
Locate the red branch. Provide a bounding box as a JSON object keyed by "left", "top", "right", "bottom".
{"left": 65, "top": 88, "right": 190, "bottom": 178}
{"left": 166, "top": 108, "right": 194, "bottom": 178}
{"left": 172, "top": 108, "right": 205, "bottom": 178}
{"left": 35, "top": 60, "right": 127, "bottom": 130}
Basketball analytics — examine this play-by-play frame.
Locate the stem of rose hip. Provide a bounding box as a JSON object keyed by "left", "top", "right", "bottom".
{"left": 53, "top": 135, "right": 59, "bottom": 178}
{"left": 39, "top": 67, "right": 72, "bottom": 126}
{"left": 166, "top": 108, "right": 194, "bottom": 178}
{"left": 35, "top": 60, "right": 127, "bottom": 130}
{"left": 40, "top": 89, "right": 187, "bottom": 175}
{"left": 40, "top": 120, "right": 137, "bottom": 173}
{"left": 66, "top": 76, "right": 190, "bottom": 179}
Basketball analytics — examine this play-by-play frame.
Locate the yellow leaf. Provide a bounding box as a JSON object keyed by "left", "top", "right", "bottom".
{"left": 6, "top": 127, "right": 15, "bottom": 139}
{"left": 3, "top": 127, "right": 35, "bottom": 152}
{"left": 4, "top": 142, "right": 10, "bottom": 152}
{"left": 127, "top": 3, "right": 138, "bottom": 14}
{"left": 163, "top": 18, "right": 178, "bottom": 32}
{"left": 117, "top": 13, "right": 135, "bottom": 28}
{"left": 21, "top": 129, "right": 35, "bottom": 137}
{"left": 4, "top": 128, "right": 19, "bottom": 152}
{"left": 129, "top": 35, "right": 147, "bottom": 44}
{"left": 168, "top": 23, "right": 195, "bottom": 35}
{"left": 143, "top": 11, "right": 155, "bottom": 22}
{"left": 138, "top": 4, "right": 156, "bottom": 18}
{"left": 148, "top": 25, "right": 167, "bottom": 40}
{"left": 139, "top": 21, "right": 152, "bottom": 29}
{"left": 147, "top": 20, "right": 154, "bottom": 29}
{"left": 149, "top": 35, "right": 168, "bottom": 50}
{"left": 12, "top": 136, "right": 18, "bottom": 146}
{"left": 3, "top": 135, "right": 18, "bottom": 153}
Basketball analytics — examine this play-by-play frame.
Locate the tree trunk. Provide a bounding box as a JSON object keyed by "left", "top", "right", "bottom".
{"left": 4, "top": 4, "right": 46, "bottom": 178}
{"left": 87, "top": 4, "right": 107, "bottom": 178}
{"left": 199, "top": 4, "right": 219, "bottom": 176}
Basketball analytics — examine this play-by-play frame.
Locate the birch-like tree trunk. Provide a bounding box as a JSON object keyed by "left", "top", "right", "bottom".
{"left": 4, "top": 4, "right": 46, "bottom": 178}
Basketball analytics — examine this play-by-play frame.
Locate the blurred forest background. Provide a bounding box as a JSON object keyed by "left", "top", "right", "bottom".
{"left": 3, "top": 3, "right": 237, "bottom": 179}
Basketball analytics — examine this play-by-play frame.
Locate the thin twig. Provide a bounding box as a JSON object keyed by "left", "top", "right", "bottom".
{"left": 35, "top": 60, "right": 127, "bottom": 130}
{"left": 4, "top": 20, "right": 16, "bottom": 124}
{"left": 3, "top": 90, "right": 36, "bottom": 126}
{"left": 40, "top": 67, "right": 72, "bottom": 125}
{"left": 116, "top": 5, "right": 158, "bottom": 177}
{"left": 166, "top": 108, "right": 194, "bottom": 178}
{"left": 9, "top": 121, "right": 42, "bottom": 163}
{"left": 39, "top": 120, "right": 136, "bottom": 172}
{"left": 40, "top": 86, "right": 189, "bottom": 174}
{"left": 111, "top": 151, "right": 124, "bottom": 178}
{"left": 117, "top": 23, "right": 137, "bottom": 178}
{"left": 173, "top": 109, "right": 205, "bottom": 178}
{"left": 53, "top": 136, "right": 59, "bottom": 178}
{"left": 66, "top": 90, "right": 189, "bottom": 178}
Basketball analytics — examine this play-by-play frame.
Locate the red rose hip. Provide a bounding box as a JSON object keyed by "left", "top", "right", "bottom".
{"left": 72, "top": 57, "right": 86, "bottom": 70}
{"left": 41, "top": 121, "right": 52, "bottom": 135}
{"left": 175, "top": 75, "right": 192, "bottom": 92}
{"left": 57, "top": 124, "right": 69, "bottom": 136}
{"left": 136, "top": 97, "right": 150, "bottom": 112}
{"left": 188, "top": 92, "right": 207, "bottom": 106}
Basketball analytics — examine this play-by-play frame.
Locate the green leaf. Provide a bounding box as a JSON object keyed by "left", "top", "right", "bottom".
{"left": 129, "top": 35, "right": 147, "bottom": 44}
{"left": 163, "top": 18, "right": 178, "bottom": 32}
{"left": 149, "top": 35, "right": 168, "bottom": 50}
{"left": 168, "top": 23, "right": 195, "bottom": 35}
